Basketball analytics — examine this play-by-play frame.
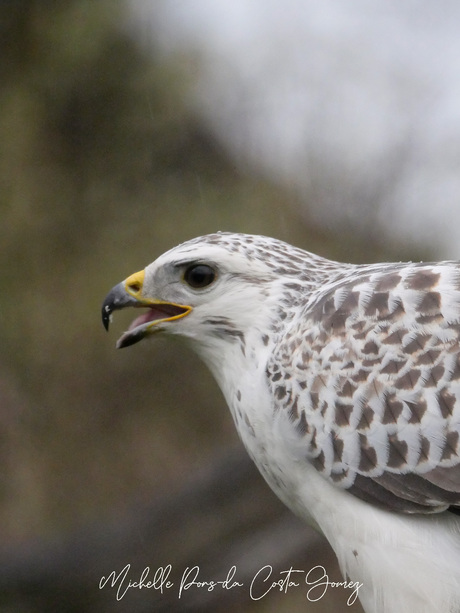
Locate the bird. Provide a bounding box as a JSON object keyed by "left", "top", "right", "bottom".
{"left": 102, "top": 232, "right": 460, "bottom": 613}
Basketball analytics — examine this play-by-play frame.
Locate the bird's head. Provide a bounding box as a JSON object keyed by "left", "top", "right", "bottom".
{"left": 102, "top": 232, "right": 320, "bottom": 353}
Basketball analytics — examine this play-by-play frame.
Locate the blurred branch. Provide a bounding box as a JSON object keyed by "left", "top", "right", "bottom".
{"left": 0, "top": 447, "right": 332, "bottom": 613}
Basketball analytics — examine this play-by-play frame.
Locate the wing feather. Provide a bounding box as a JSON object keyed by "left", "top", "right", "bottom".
{"left": 269, "top": 262, "right": 460, "bottom": 513}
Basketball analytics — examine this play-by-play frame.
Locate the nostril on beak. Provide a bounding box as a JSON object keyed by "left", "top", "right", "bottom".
{"left": 128, "top": 282, "right": 141, "bottom": 293}
{"left": 125, "top": 269, "right": 145, "bottom": 298}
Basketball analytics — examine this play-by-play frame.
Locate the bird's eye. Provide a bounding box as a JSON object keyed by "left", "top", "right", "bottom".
{"left": 183, "top": 264, "right": 216, "bottom": 289}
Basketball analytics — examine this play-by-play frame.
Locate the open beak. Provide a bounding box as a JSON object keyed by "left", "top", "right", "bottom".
{"left": 101, "top": 270, "right": 192, "bottom": 348}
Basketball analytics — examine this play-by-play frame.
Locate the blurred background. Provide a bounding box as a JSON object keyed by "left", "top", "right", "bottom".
{"left": 1, "top": 1, "right": 459, "bottom": 611}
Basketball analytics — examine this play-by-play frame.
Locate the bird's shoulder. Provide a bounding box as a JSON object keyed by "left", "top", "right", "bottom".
{"left": 267, "top": 261, "right": 460, "bottom": 513}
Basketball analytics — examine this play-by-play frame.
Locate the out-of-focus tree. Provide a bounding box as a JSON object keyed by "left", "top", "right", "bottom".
{"left": 0, "top": 2, "right": 420, "bottom": 611}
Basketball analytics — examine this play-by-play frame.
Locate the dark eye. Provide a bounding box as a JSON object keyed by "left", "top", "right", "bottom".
{"left": 184, "top": 264, "right": 216, "bottom": 289}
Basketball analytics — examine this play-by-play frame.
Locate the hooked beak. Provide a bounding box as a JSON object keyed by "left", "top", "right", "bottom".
{"left": 101, "top": 270, "right": 192, "bottom": 348}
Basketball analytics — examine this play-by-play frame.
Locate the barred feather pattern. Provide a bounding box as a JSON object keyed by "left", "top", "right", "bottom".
{"left": 170, "top": 232, "right": 460, "bottom": 513}
{"left": 268, "top": 262, "right": 460, "bottom": 513}
{"left": 103, "top": 232, "right": 460, "bottom": 613}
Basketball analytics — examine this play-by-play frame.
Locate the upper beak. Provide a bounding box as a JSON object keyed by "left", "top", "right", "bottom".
{"left": 101, "top": 270, "right": 192, "bottom": 348}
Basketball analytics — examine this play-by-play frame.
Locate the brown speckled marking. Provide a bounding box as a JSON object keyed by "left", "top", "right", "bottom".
{"left": 313, "top": 450, "right": 326, "bottom": 471}
{"left": 341, "top": 291, "right": 360, "bottom": 311}
{"left": 428, "top": 364, "right": 445, "bottom": 386}
{"left": 335, "top": 402, "right": 354, "bottom": 427}
{"left": 352, "top": 368, "right": 370, "bottom": 382}
{"left": 382, "top": 330, "right": 406, "bottom": 345}
{"left": 359, "top": 439, "right": 378, "bottom": 471}
{"left": 332, "top": 437, "right": 344, "bottom": 462}
{"left": 374, "top": 272, "right": 401, "bottom": 291}
{"left": 407, "top": 399, "right": 427, "bottom": 424}
{"left": 275, "top": 385, "right": 286, "bottom": 400}
{"left": 330, "top": 469, "right": 349, "bottom": 483}
{"left": 387, "top": 435, "right": 409, "bottom": 468}
{"left": 338, "top": 380, "right": 355, "bottom": 398}
{"left": 437, "top": 388, "right": 456, "bottom": 418}
{"left": 288, "top": 397, "right": 299, "bottom": 421}
{"left": 310, "top": 392, "right": 319, "bottom": 409}
{"left": 416, "top": 349, "right": 441, "bottom": 365}
{"left": 395, "top": 370, "right": 421, "bottom": 390}
{"left": 364, "top": 292, "right": 390, "bottom": 317}
{"left": 406, "top": 270, "right": 440, "bottom": 290}
{"left": 382, "top": 395, "right": 404, "bottom": 424}
{"left": 296, "top": 412, "right": 308, "bottom": 436}
{"left": 419, "top": 436, "right": 431, "bottom": 463}
{"left": 177, "top": 234, "right": 460, "bottom": 514}
{"left": 363, "top": 340, "right": 379, "bottom": 355}
{"left": 441, "top": 431, "right": 459, "bottom": 460}
{"left": 381, "top": 359, "right": 404, "bottom": 375}
{"left": 450, "top": 356, "right": 460, "bottom": 380}
{"left": 358, "top": 406, "right": 374, "bottom": 429}
{"left": 419, "top": 292, "right": 442, "bottom": 312}
{"left": 403, "top": 335, "right": 428, "bottom": 354}
{"left": 416, "top": 313, "right": 443, "bottom": 325}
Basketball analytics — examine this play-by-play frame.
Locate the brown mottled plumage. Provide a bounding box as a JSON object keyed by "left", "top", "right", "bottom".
{"left": 102, "top": 233, "right": 460, "bottom": 613}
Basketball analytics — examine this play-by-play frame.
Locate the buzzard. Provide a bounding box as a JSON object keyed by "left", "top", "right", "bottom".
{"left": 102, "top": 233, "right": 460, "bottom": 613}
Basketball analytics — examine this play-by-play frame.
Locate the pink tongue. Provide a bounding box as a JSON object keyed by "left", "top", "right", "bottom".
{"left": 127, "top": 305, "right": 185, "bottom": 331}
{"left": 128, "top": 312, "right": 153, "bottom": 331}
